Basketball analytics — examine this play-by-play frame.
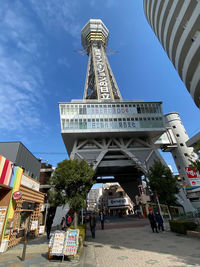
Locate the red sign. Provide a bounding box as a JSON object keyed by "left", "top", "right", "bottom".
{"left": 185, "top": 167, "right": 200, "bottom": 178}
{"left": 185, "top": 167, "right": 200, "bottom": 186}
{"left": 12, "top": 191, "right": 22, "bottom": 200}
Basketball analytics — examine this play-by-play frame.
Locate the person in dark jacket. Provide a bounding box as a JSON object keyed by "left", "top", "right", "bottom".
{"left": 148, "top": 210, "right": 158, "bottom": 233}
{"left": 46, "top": 213, "right": 54, "bottom": 239}
{"left": 89, "top": 212, "right": 96, "bottom": 238}
{"left": 99, "top": 211, "right": 105, "bottom": 230}
{"left": 155, "top": 211, "right": 164, "bottom": 231}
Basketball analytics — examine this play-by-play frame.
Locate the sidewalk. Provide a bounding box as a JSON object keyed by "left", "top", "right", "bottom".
{"left": 82, "top": 224, "right": 200, "bottom": 267}
{"left": 1, "top": 221, "right": 200, "bottom": 267}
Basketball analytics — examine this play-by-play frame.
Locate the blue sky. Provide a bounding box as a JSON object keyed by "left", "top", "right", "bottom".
{"left": 0, "top": 0, "right": 199, "bottom": 176}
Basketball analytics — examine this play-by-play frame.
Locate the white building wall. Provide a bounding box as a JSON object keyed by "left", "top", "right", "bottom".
{"left": 165, "top": 112, "right": 197, "bottom": 185}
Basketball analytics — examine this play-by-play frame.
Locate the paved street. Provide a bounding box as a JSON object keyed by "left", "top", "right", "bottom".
{"left": 0, "top": 217, "right": 200, "bottom": 267}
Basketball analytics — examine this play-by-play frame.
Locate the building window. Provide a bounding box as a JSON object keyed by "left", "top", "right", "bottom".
{"left": 176, "top": 134, "right": 180, "bottom": 137}
{"left": 180, "top": 143, "right": 184, "bottom": 147}
{"left": 173, "top": 126, "right": 176, "bottom": 129}
{"left": 184, "top": 153, "right": 188, "bottom": 157}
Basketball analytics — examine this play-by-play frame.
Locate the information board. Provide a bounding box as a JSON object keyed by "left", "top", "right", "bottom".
{"left": 0, "top": 207, "right": 7, "bottom": 237}
{"left": 63, "top": 229, "right": 79, "bottom": 256}
{"left": 50, "top": 231, "right": 65, "bottom": 256}
{"left": 30, "top": 220, "right": 38, "bottom": 230}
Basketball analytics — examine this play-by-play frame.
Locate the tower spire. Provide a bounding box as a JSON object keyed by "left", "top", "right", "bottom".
{"left": 81, "top": 19, "right": 122, "bottom": 101}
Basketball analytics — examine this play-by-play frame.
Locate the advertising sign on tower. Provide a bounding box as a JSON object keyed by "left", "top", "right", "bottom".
{"left": 185, "top": 167, "right": 200, "bottom": 186}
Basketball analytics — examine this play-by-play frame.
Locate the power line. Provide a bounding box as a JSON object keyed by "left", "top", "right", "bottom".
{"left": 33, "top": 152, "right": 67, "bottom": 155}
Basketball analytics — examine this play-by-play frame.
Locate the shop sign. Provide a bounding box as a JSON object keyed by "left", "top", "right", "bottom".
{"left": 108, "top": 197, "right": 129, "bottom": 207}
{"left": 93, "top": 46, "right": 111, "bottom": 100}
{"left": 12, "top": 191, "right": 22, "bottom": 200}
{"left": 185, "top": 167, "right": 200, "bottom": 186}
{"left": 21, "top": 175, "right": 40, "bottom": 191}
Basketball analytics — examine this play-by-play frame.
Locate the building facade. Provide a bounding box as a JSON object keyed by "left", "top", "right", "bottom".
{"left": 143, "top": 0, "right": 200, "bottom": 108}
{"left": 87, "top": 188, "right": 102, "bottom": 211}
{"left": 0, "top": 143, "right": 44, "bottom": 252}
{"left": 102, "top": 184, "right": 134, "bottom": 216}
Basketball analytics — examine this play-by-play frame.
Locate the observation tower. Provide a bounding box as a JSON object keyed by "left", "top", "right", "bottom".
{"left": 59, "top": 19, "right": 166, "bottom": 200}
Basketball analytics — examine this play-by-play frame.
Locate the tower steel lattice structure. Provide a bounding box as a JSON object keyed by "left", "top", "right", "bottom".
{"left": 59, "top": 19, "right": 168, "bottom": 201}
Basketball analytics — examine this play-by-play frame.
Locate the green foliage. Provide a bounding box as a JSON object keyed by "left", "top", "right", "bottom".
{"left": 147, "top": 161, "right": 179, "bottom": 206}
{"left": 48, "top": 159, "right": 95, "bottom": 212}
{"left": 169, "top": 220, "right": 197, "bottom": 234}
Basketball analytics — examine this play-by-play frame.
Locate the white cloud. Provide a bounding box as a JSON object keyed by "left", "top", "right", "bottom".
{"left": 57, "top": 58, "right": 70, "bottom": 68}
{"left": 0, "top": 1, "right": 44, "bottom": 133}
{"left": 29, "top": 0, "right": 81, "bottom": 39}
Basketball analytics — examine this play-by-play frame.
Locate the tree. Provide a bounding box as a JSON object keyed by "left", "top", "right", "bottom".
{"left": 48, "top": 159, "right": 95, "bottom": 228}
{"left": 147, "top": 161, "right": 179, "bottom": 217}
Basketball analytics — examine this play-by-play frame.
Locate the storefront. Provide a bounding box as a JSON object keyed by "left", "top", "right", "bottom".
{"left": 107, "top": 197, "right": 133, "bottom": 216}
{"left": 0, "top": 155, "right": 44, "bottom": 252}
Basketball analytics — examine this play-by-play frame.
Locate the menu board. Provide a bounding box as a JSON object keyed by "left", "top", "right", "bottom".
{"left": 0, "top": 207, "right": 7, "bottom": 237}
{"left": 39, "top": 225, "right": 45, "bottom": 234}
{"left": 63, "top": 229, "right": 79, "bottom": 256}
{"left": 30, "top": 220, "right": 38, "bottom": 230}
{"left": 50, "top": 231, "right": 65, "bottom": 256}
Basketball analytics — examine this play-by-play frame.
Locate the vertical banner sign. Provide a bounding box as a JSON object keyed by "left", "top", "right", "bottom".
{"left": 185, "top": 167, "right": 200, "bottom": 186}
{"left": 93, "top": 46, "right": 111, "bottom": 100}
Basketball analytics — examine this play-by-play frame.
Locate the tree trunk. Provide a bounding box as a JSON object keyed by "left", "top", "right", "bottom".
{"left": 74, "top": 211, "right": 78, "bottom": 229}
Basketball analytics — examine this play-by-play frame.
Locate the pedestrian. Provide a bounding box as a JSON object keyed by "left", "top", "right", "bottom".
{"left": 155, "top": 211, "right": 164, "bottom": 231}
{"left": 46, "top": 213, "right": 54, "bottom": 240}
{"left": 61, "top": 217, "right": 66, "bottom": 230}
{"left": 89, "top": 212, "right": 96, "bottom": 238}
{"left": 66, "top": 214, "right": 72, "bottom": 228}
{"left": 148, "top": 209, "right": 158, "bottom": 233}
{"left": 99, "top": 211, "right": 105, "bottom": 230}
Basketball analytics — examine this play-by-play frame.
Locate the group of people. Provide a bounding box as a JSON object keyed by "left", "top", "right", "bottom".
{"left": 148, "top": 209, "right": 164, "bottom": 233}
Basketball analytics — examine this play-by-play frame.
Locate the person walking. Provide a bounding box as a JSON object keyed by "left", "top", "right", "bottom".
{"left": 46, "top": 213, "right": 54, "bottom": 240}
{"left": 100, "top": 211, "right": 105, "bottom": 230}
{"left": 89, "top": 212, "right": 96, "bottom": 238}
{"left": 155, "top": 211, "right": 164, "bottom": 231}
{"left": 148, "top": 209, "right": 158, "bottom": 233}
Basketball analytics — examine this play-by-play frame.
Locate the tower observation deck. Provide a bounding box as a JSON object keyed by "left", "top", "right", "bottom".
{"left": 59, "top": 19, "right": 167, "bottom": 201}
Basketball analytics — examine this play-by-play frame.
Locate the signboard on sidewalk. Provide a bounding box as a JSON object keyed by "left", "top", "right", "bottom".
{"left": 0, "top": 207, "right": 7, "bottom": 237}
{"left": 30, "top": 220, "right": 38, "bottom": 231}
{"left": 50, "top": 231, "right": 65, "bottom": 256}
{"left": 185, "top": 167, "right": 200, "bottom": 186}
{"left": 63, "top": 229, "right": 79, "bottom": 256}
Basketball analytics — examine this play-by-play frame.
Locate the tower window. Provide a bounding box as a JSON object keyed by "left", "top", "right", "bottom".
{"left": 176, "top": 134, "right": 180, "bottom": 137}
{"left": 184, "top": 153, "right": 188, "bottom": 157}
{"left": 180, "top": 143, "right": 184, "bottom": 147}
{"left": 173, "top": 126, "right": 176, "bottom": 129}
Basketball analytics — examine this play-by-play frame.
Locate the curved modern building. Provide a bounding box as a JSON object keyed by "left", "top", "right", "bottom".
{"left": 143, "top": 0, "right": 200, "bottom": 108}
